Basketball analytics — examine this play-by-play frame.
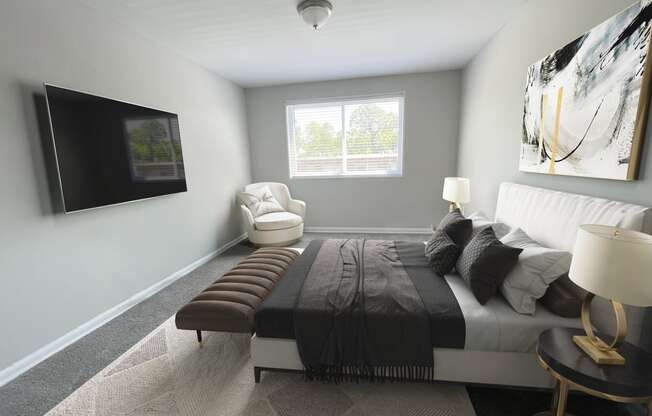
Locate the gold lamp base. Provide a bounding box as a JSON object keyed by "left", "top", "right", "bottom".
{"left": 575, "top": 293, "right": 627, "bottom": 366}
{"left": 573, "top": 335, "right": 625, "bottom": 365}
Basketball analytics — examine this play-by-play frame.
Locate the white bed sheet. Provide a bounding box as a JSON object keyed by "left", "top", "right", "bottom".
{"left": 444, "top": 274, "right": 583, "bottom": 353}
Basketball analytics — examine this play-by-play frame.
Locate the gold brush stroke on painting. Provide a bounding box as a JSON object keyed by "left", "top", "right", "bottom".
{"left": 539, "top": 94, "right": 548, "bottom": 161}
{"left": 548, "top": 87, "right": 564, "bottom": 174}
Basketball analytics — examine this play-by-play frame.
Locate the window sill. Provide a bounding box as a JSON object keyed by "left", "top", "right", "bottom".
{"left": 290, "top": 173, "right": 403, "bottom": 180}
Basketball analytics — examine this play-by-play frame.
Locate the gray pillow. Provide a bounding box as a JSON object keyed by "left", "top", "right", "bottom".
{"left": 456, "top": 227, "right": 523, "bottom": 305}
{"left": 499, "top": 228, "right": 572, "bottom": 315}
{"left": 425, "top": 230, "right": 462, "bottom": 276}
{"left": 467, "top": 212, "right": 511, "bottom": 240}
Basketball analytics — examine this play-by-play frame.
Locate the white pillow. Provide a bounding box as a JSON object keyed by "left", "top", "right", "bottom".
{"left": 467, "top": 211, "right": 511, "bottom": 240}
{"left": 239, "top": 186, "right": 285, "bottom": 218}
{"left": 499, "top": 228, "right": 572, "bottom": 315}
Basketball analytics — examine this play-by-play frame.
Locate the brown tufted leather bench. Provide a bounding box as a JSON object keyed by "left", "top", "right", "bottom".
{"left": 175, "top": 247, "right": 299, "bottom": 343}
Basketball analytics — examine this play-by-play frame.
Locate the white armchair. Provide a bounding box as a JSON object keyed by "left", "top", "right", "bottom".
{"left": 239, "top": 182, "right": 306, "bottom": 246}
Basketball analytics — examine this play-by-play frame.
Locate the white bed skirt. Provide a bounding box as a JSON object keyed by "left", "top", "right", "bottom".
{"left": 251, "top": 335, "right": 555, "bottom": 388}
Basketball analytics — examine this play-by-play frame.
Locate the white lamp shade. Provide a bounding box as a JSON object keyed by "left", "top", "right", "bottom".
{"left": 569, "top": 224, "right": 652, "bottom": 307}
{"left": 442, "top": 177, "right": 470, "bottom": 204}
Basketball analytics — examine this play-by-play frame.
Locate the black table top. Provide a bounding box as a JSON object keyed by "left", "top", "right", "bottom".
{"left": 537, "top": 328, "right": 652, "bottom": 399}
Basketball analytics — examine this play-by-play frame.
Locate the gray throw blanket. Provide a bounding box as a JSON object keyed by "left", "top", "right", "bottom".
{"left": 293, "top": 239, "right": 434, "bottom": 382}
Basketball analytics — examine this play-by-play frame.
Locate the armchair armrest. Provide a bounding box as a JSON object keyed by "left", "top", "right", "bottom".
{"left": 287, "top": 198, "right": 306, "bottom": 219}
{"left": 240, "top": 204, "right": 255, "bottom": 229}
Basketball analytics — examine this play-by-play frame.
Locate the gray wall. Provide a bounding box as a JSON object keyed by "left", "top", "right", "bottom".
{"left": 458, "top": 0, "right": 652, "bottom": 217}
{"left": 0, "top": 1, "right": 251, "bottom": 372}
{"left": 245, "top": 72, "right": 462, "bottom": 229}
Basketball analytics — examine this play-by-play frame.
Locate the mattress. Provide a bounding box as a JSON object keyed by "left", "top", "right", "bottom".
{"left": 444, "top": 274, "right": 582, "bottom": 353}
{"left": 254, "top": 242, "right": 582, "bottom": 354}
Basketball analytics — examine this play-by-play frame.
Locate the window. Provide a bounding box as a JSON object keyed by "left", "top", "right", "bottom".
{"left": 286, "top": 95, "right": 404, "bottom": 178}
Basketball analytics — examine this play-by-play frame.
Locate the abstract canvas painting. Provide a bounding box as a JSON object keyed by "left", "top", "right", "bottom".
{"left": 520, "top": 1, "right": 652, "bottom": 180}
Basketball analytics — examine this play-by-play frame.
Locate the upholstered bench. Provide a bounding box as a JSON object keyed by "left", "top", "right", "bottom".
{"left": 175, "top": 247, "right": 299, "bottom": 343}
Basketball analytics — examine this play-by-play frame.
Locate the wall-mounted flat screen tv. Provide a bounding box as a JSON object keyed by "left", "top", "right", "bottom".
{"left": 45, "top": 84, "right": 187, "bottom": 213}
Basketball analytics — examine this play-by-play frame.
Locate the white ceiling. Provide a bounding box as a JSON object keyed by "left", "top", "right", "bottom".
{"left": 81, "top": 0, "right": 527, "bottom": 87}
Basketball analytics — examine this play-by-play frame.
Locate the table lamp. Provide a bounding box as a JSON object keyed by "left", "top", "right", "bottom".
{"left": 569, "top": 224, "right": 652, "bottom": 365}
{"left": 442, "top": 177, "right": 470, "bottom": 212}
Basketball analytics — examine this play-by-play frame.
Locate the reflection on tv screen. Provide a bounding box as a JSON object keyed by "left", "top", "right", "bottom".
{"left": 124, "top": 117, "right": 185, "bottom": 182}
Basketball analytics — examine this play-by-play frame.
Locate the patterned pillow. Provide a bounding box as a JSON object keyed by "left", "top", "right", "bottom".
{"left": 456, "top": 227, "right": 523, "bottom": 305}
{"left": 238, "top": 186, "right": 285, "bottom": 217}
{"left": 435, "top": 209, "right": 473, "bottom": 246}
{"left": 425, "top": 230, "right": 462, "bottom": 276}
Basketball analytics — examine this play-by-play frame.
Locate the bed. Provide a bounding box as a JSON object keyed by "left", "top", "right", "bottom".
{"left": 251, "top": 182, "right": 652, "bottom": 388}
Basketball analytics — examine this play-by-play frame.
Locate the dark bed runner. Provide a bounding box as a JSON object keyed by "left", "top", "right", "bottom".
{"left": 254, "top": 239, "right": 465, "bottom": 380}
{"left": 255, "top": 240, "right": 324, "bottom": 339}
{"left": 395, "top": 241, "right": 466, "bottom": 348}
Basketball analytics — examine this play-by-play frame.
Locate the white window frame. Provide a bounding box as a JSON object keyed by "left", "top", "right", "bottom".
{"left": 286, "top": 93, "right": 405, "bottom": 179}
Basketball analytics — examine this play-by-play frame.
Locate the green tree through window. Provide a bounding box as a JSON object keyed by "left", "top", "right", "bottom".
{"left": 295, "top": 121, "right": 342, "bottom": 157}
{"left": 346, "top": 104, "right": 399, "bottom": 155}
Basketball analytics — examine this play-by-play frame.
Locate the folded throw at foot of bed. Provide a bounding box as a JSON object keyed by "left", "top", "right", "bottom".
{"left": 293, "top": 239, "right": 459, "bottom": 382}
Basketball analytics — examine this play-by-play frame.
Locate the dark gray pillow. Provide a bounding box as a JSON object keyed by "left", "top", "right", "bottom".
{"left": 456, "top": 227, "right": 523, "bottom": 305}
{"left": 425, "top": 230, "right": 462, "bottom": 276}
{"left": 435, "top": 209, "right": 472, "bottom": 246}
{"left": 541, "top": 274, "right": 587, "bottom": 318}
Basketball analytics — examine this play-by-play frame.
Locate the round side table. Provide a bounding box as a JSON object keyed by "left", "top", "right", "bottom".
{"left": 535, "top": 328, "right": 652, "bottom": 416}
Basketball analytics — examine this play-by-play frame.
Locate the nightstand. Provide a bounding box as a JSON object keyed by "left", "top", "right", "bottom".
{"left": 535, "top": 328, "right": 652, "bottom": 416}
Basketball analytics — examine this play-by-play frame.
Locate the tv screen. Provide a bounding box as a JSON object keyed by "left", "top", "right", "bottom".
{"left": 45, "top": 85, "right": 187, "bottom": 213}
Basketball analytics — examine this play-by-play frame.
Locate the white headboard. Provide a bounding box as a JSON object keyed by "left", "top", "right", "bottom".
{"left": 494, "top": 183, "right": 652, "bottom": 349}
{"left": 495, "top": 183, "right": 652, "bottom": 252}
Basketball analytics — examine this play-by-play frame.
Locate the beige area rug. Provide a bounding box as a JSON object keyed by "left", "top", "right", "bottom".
{"left": 46, "top": 317, "right": 477, "bottom": 416}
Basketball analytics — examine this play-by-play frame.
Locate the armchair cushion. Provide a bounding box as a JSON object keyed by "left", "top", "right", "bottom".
{"left": 255, "top": 212, "right": 303, "bottom": 231}
{"left": 239, "top": 186, "right": 285, "bottom": 217}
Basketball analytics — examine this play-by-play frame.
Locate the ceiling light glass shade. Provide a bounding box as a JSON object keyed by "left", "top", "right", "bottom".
{"left": 297, "top": 0, "right": 333, "bottom": 30}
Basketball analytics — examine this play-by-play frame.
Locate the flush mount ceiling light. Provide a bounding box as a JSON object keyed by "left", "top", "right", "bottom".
{"left": 297, "top": 0, "right": 333, "bottom": 30}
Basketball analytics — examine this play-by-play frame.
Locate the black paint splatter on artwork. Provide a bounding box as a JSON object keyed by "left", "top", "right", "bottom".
{"left": 591, "top": 3, "right": 652, "bottom": 73}
{"left": 539, "top": 34, "right": 587, "bottom": 87}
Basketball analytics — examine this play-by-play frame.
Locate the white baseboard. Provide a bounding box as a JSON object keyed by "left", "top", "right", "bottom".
{"left": 305, "top": 226, "right": 431, "bottom": 234}
{"left": 0, "top": 233, "right": 247, "bottom": 388}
